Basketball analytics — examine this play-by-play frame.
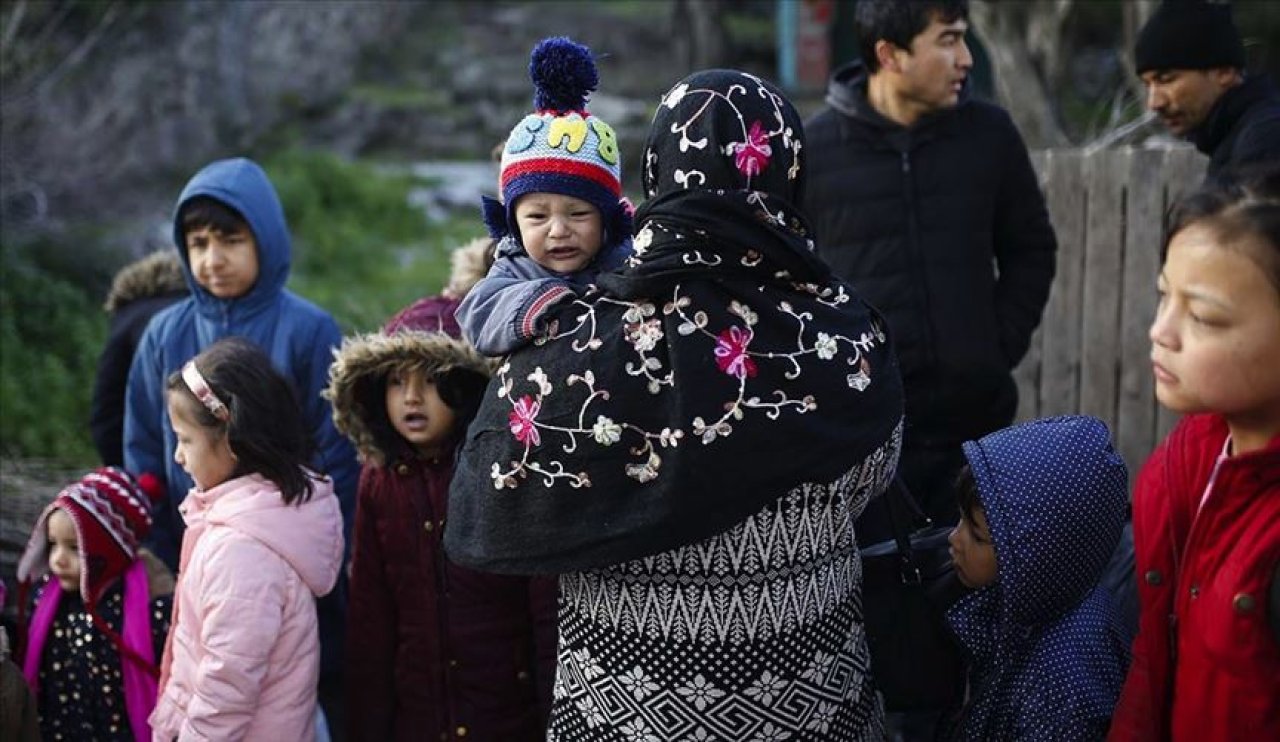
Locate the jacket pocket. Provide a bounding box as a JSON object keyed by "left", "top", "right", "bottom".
{"left": 1196, "top": 557, "right": 1280, "bottom": 670}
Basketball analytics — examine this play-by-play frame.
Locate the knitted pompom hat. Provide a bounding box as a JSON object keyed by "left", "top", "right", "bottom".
{"left": 1135, "top": 0, "right": 1245, "bottom": 74}
{"left": 482, "top": 37, "right": 629, "bottom": 248}
{"left": 17, "top": 467, "right": 161, "bottom": 608}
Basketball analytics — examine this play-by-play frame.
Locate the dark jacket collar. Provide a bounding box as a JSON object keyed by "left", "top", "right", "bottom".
{"left": 1193, "top": 74, "right": 1279, "bottom": 156}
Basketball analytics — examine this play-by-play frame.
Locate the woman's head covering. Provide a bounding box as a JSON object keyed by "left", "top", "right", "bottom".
{"left": 446, "top": 70, "right": 904, "bottom": 574}
{"left": 642, "top": 69, "right": 805, "bottom": 205}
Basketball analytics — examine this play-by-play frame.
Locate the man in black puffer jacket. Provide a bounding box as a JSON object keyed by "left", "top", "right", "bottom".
{"left": 805, "top": 0, "right": 1057, "bottom": 532}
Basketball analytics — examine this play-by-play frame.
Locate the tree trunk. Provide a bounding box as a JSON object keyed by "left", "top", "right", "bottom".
{"left": 970, "top": 0, "right": 1071, "bottom": 148}
{"left": 1122, "top": 0, "right": 1158, "bottom": 97}
{"left": 671, "top": 0, "right": 729, "bottom": 71}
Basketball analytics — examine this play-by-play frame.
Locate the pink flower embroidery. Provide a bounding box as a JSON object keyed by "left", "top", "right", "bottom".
{"left": 715, "top": 326, "right": 758, "bottom": 379}
{"left": 733, "top": 121, "right": 772, "bottom": 178}
{"left": 509, "top": 395, "right": 541, "bottom": 446}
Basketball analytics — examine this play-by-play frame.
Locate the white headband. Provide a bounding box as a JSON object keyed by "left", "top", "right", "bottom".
{"left": 182, "top": 360, "right": 230, "bottom": 421}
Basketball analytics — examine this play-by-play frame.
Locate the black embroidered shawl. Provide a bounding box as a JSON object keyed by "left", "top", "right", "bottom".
{"left": 446, "top": 70, "right": 904, "bottom": 574}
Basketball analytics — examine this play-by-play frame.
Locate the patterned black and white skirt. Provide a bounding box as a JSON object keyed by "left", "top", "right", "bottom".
{"left": 547, "top": 431, "right": 899, "bottom": 741}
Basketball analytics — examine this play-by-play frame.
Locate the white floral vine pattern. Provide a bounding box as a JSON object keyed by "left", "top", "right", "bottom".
{"left": 487, "top": 262, "right": 888, "bottom": 488}
{"left": 652, "top": 73, "right": 803, "bottom": 195}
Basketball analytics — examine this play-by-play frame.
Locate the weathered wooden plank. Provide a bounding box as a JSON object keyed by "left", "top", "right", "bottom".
{"left": 1037, "top": 150, "right": 1086, "bottom": 417}
{"left": 1116, "top": 147, "right": 1165, "bottom": 477}
{"left": 1012, "top": 151, "right": 1050, "bottom": 422}
{"left": 1079, "top": 151, "right": 1126, "bottom": 425}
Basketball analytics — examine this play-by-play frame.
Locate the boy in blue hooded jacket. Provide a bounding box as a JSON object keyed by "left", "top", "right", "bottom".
{"left": 945, "top": 415, "right": 1130, "bottom": 741}
{"left": 123, "top": 157, "right": 358, "bottom": 720}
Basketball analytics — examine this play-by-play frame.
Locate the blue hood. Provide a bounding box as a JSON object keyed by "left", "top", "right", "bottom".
{"left": 958, "top": 415, "right": 1128, "bottom": 630}
{"left": 171, "top": 158, "right": 291, "bottom": 319}
{"left": 945, "top": 416, "right": 1130, "bottom": 740}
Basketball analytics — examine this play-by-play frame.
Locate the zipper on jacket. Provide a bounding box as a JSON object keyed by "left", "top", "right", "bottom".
{"left": 900, "top": 148, "right": 937, "bottom": 371}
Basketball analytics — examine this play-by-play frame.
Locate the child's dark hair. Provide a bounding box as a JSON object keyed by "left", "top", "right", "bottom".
{"left": 1164, "top": 164, "right": 1280, "bottom": 293}
{"left": 360, "top": 360, "right": 488, "bottom": 463}
{"left": 855, "top": 0, "right": 969, "bottom": 73}
{"left": 955, "top": 463, "right": 982, "bottom": 525}
{"left": 179, "top": 196, "right": 252, "bottom": 240}
{"left": 166, "top": 337, "right": 317, "bottom": 504}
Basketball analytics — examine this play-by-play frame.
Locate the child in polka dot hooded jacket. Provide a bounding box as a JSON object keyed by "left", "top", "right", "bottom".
{"left": 944, "top": 416, "right": 1131, "bottom": 741}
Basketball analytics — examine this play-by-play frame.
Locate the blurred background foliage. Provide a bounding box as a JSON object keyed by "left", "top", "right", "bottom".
{"left": 1, "top": 0, "right": 1277, "bottom": 465}
{"left": 1, "top": 150, "right": 471, "bottom": 461}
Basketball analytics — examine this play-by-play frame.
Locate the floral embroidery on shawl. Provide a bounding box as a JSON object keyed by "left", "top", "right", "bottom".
{"left": 487, "top": 278, "right": 888, "bottom": 488}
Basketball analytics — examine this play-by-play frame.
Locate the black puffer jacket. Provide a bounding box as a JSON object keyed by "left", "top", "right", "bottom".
{"left": 804, "top": 63, "right": 1057, "bottom": 444}
{"left": 1193, "top": 73, "right": 1280, "bottom": 180}
{"left": 90, "top": 251, "right": 187, "bottom": 466}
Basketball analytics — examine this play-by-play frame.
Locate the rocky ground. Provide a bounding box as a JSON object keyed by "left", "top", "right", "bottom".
{"left": 1, "top": 458, "right": 82, "bottom": 619}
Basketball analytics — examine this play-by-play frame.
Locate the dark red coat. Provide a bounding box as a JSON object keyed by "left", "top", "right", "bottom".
{"left": 345, "top": 460, "right": 557, "bottom": 742}
{"left": 1110, "top": 414, "right": 1280, "bottom": 741}
{"left": 326, "top": 299, "right": 556, "bottom": 742}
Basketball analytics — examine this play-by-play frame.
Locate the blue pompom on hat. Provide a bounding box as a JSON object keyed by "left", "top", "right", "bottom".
{"left": 483, "top": 37, "right": 628, "bottom": 247}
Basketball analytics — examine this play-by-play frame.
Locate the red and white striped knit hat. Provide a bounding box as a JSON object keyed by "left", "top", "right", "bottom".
{"left": 17, "top": 467, "right": 160, "bottom": 609}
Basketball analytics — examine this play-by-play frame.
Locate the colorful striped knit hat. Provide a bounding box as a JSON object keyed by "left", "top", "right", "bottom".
{"left": 18, "top": 467, "right": 160, "bottom": 609}
{"left": 482, "top": 37, "right": 629, "bottom": 247}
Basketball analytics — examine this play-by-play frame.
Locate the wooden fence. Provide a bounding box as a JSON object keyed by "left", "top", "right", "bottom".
{"left": 1013, "top": 145, "right": 1207, "bottom": 478}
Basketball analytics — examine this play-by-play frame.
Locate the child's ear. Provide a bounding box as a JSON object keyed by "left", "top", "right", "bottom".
{"left": 218, "top": 430, "right": 238, "bottom": 461}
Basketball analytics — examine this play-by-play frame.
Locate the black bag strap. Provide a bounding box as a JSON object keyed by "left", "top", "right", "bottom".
{"left": 885, "top": 476, "right": 934, "bottom": 584}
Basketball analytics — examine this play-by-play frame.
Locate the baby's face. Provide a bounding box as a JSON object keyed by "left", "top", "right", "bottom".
{"left": 47, "top": 509, "right": 80, "bottom": 593}
{"left": 514, "top": 193, "right": 604, "bottom": 274}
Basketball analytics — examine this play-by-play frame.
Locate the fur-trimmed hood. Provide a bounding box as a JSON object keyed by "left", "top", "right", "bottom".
{"left": 103, "top": 250, "right": 187, "bottom": 312}
{"left": 441, "top": 236, "right": 495, "bottom": 301}
{"left": 326, "top": 329, "right": 491, "bottom": 466}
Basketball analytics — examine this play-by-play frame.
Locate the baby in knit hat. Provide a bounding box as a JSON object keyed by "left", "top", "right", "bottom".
{"left": 456, "top": 36, "right": 634, "bottom": 356}
{"left": 17, "top": 467, "right": 172, "bottom": 742}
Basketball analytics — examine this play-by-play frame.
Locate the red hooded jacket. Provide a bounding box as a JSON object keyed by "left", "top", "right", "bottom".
{"left": 1110, "top": 414, "right": 1280, "bottom": 741}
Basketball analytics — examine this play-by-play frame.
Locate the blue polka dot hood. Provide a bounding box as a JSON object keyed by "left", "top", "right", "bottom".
{"left": 947, "top": 415, "right": 1131, "bottom": 740}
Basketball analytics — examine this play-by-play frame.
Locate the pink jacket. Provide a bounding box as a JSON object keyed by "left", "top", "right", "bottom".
{"left": 150, "top": 473, "right": 343, "bottom": 741}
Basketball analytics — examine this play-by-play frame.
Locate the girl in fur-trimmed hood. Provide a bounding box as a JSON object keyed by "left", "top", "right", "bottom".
{"left": 325, "top": 271, "right": 557, "bottom": 741}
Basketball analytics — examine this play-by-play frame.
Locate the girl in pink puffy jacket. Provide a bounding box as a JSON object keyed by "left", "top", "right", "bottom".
{"left": 149, "top": 337, "right": 344, "bottom": 741}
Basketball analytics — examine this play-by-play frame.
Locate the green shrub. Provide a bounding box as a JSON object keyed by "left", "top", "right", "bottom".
{"left": 0, "top": 149, "right": 486, "bottom": 462}
{"left": 0, "top": 249, "right": 107, "bottom": 464}
{"left": 263, "top": 149, "right": 484, "bottom": 333}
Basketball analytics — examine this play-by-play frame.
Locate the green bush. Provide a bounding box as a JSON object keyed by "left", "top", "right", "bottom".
{"left": 263, "top": 148, "right": 484, "bottom": 333}
{"left": 0, "top": 248, "right": 107, "bottom": 464}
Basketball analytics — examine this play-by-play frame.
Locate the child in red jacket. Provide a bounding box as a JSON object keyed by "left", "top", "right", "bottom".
{"left": 1110, "top": 166, "right": 1280, "bottom": 740}
{"left": 326, "top": 248, "right": 558, "bottom": 741}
